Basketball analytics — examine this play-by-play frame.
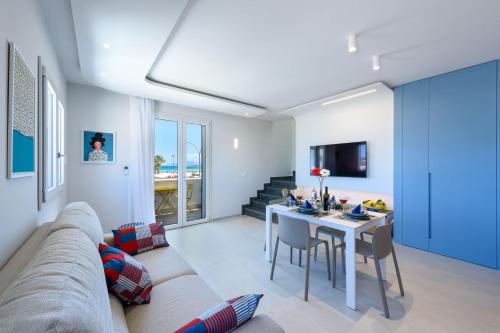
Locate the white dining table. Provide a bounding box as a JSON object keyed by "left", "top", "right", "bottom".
{"left": 265, "top": 204, "right": 388, "bottom": 310}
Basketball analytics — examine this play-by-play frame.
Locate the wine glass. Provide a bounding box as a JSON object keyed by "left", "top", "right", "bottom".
{"left": 295, "top": 190, "right": 303, "bottom": 205}
{"left": 339, "top": 194, "right": 350, "bottom": 212}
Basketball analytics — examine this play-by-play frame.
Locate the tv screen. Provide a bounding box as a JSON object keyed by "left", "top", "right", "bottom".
{"left": 310, "top": 141, "right": 367, "bottom": 178}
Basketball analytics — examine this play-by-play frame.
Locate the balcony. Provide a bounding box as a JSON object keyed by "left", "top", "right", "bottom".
{"left": 154, "top": 171, "right": 203, "bottom": 225}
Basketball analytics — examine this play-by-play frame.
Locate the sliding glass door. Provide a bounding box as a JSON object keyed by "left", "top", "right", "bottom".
{"left": 154, "top": 116, "right": 210, "bottom": 229}
{"left": 154, "top": 119, "right": 179, "bottom": 226}
{"left": 185, "top": 122, "right": 207, "bottom": 223}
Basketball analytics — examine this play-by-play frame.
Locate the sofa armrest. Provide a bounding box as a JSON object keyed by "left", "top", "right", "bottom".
{"left": 103, "top": 233, "right": 115, "bottom": 247}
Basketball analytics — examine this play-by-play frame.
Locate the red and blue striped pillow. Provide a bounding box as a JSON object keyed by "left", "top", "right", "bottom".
{"left": 99, "top": 243, "right": 153, "bottom": 306}
{"left": 175, "top": 294, "right": 263, "bottom": 333}
{"left": 112, "top": 222, "right": 168, "bottom": 255}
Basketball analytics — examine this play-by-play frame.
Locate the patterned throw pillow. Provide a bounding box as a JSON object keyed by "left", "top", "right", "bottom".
{"left": 99, "top": 243, "right": 153, "bottom": 306}
{"left": 118, "top": 222, "right": 145, "bottom": 229}
{"left": 112, "top": 222, "right": 169, "bottom": 255}
{"left": 175, "top": 294, "right": 263, "bottom": 333}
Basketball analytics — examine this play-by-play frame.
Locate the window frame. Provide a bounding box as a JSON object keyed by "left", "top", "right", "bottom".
{"left": 41, "top": 70, "right": 65, "bottom": 203}
{"left": 57, "top": 101, "right": 65, "bottom": 186}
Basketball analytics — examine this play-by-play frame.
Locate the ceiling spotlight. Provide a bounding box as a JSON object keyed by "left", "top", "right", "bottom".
{"left": 372, "top": 55, "right": 381, "bottom": 71}
{"left": 245, "top": 112, "right": 249, "bottom": 116}
{"left": 348, "top": 34, "right": 357, "bottom": 53}
{"left": 103, "top": 43, "right": 110, "bottom": 49}
{"left": 100, "top": 72, "right": 107, "bottom": 77}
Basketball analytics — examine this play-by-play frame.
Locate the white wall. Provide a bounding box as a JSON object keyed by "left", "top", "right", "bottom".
{"left": 294, "top": 89, "right": 394, "bottom": 205}
{"left": 270, "top": 118, "right": 295, "bottom": 177}
{"left": 67, "top": 83, "right": 130, "bottom": 232}
{"left": 67, "top": 83, "right": 275, "bottom": 231}
{"left": 0, "top": 0, "right": 67, "bottom": 267}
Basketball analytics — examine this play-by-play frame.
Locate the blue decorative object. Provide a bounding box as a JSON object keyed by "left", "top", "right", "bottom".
{"left": 304, "top": 200, "right": 313, "bottom": 209}
{"left": 351, "top": 204, "right": 361, "bottom": 214}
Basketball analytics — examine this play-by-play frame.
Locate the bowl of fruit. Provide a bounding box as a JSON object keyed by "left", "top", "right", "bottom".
{"left": 362, "top": 199, "right": 387, "bottom": 212}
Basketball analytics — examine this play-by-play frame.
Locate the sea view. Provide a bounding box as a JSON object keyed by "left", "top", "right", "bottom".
{"left": 160, "top": 165, "right": 200, "bottom": 172}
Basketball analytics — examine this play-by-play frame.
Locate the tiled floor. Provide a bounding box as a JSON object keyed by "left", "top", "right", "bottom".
{"left": 167, "top": 215, "right": 500, "bottom": 333}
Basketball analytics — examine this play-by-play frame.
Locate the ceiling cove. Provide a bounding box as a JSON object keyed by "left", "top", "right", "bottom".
{"left": 145, "top": 0, "right": 267, "bottom": 112}
{"left": 69, "top": 0, "right": 266, "bottom": 118}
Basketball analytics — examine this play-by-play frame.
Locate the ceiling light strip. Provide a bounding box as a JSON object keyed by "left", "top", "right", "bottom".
{"left": 280, "top": 82, "right": 386, "bottom": 114}
{"left": 321, "top": 89, "right": 377, "bottom": 106}
{"left": 145, "top": 76, "right": 267, "bottom": 110}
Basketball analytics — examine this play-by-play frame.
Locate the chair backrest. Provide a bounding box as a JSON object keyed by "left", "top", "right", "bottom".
{"left": 386, "top": 212, "right": 394, "bottom": 224}
{"left": 277, "top": 214, "right": 310, "bottom": 250}
{"left": 371, "top": 222, "right": 394, "bottom": 260}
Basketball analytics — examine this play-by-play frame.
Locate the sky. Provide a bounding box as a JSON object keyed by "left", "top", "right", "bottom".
{"left": 154, "top": 119, "right": 203, "bottom": 166}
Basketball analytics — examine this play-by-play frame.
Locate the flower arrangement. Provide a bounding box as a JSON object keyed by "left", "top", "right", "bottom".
{"left": 311, "top": 167, "right": 330, "bottom": 197}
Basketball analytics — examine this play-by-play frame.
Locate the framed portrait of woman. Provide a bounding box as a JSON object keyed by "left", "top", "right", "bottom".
{"left": 81, "top": 130, "right": 116, "bottom": 163}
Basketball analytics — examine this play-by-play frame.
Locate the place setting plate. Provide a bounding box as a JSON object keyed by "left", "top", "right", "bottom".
{"left": 297, "top": 207, "right": 320, "bottom": 215}
{"left": 339, "top": 210, "right": 373, "bottom": 221}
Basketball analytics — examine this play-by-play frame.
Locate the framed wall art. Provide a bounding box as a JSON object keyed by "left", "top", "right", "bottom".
{"left": 7, "top": 42, "right": 36, "bottom": 179}
{"left": 81, "top": 130, "right": 116, "bottom": 163}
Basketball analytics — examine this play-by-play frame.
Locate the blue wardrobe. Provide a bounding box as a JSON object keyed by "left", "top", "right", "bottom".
{"left": 394, "top": 61, "right": 499, "bottom": 269}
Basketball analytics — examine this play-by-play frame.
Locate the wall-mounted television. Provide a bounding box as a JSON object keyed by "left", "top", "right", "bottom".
{"left": 310, "top": 141, "right": 367, "bottom": 178}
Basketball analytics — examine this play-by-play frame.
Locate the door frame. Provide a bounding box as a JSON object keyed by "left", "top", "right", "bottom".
{"left": 154, "top": 111, "right": 212, "bottom": 230}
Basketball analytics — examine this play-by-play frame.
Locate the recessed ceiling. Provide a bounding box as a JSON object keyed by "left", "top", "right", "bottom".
{"left": 43, "top": 0, "right": 500, "bottom": 119}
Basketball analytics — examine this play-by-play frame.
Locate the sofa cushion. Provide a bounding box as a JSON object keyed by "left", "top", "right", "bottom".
{"left": 118, "top": 222, "right": 145, "bottom": 229}
{"left": 100, "top": 243, "right": 153, "bottom": 306}
{"left": 125, "top": 275, "right": 222, "bottom": 333}
{"left": 113, "top": 222, "right": 168, "bottom": 255}
{"left": 0, "top": 222, "right": 53, "bottom": 295}
{"left": 50, "top": 201, "right": 104, "bottom": 246}
{"left": 174, "top": 294, "right": 263, "bottom": 333}
{"left": 132, "top": 246, "right": 197, "bottom": 286}
{"left": 235, "top": 314, "right": 285, "bottom": 333}
{"left": 0, "top": 228, "right": 113, "bottom": 332}
{"left": 109, "top": 294, "right": 130, "bottom": 333}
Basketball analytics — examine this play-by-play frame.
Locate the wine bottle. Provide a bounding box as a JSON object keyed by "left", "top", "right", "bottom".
{"left": 322, "top": 186, "right": 330, "bottom": 211}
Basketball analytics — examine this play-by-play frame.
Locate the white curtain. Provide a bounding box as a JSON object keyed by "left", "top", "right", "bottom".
{"left": 128, "top": 96, "right": 156, "bottom": 224}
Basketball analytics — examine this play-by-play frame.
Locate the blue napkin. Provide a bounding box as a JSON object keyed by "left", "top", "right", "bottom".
{"left": 289, "top": 192, "right": 296, "bottom": 201}
{"left": 303, "top": 200, "right": 313, "bottom": 209}
{"left": 351, "top": 204, "right": 362, "bottom": 214}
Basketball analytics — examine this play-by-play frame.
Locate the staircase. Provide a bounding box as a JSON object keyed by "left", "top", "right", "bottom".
{"left": 242, "top": 173, "right": 296, "bottom": 221}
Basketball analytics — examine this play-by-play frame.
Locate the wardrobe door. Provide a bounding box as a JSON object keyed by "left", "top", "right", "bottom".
{"left": 393, "top": 86, "right": 403, "bottom": 244}
{"left": 401, "top": 80, "right": 430, "bottom": 250}
{"left": 498, "top": 60, "right": 500, "bottom": 270}
{"left": 429, "top": 62, "right": 497, "bottom": 268}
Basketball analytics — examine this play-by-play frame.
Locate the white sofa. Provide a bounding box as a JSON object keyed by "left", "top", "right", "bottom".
{"left": 0, "top": 202, "right": 284, "bottom": 333}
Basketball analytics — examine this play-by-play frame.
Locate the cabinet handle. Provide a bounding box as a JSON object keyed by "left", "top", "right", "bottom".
{"left": 428, "top": 172, "right": 432, "bottom": 239}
